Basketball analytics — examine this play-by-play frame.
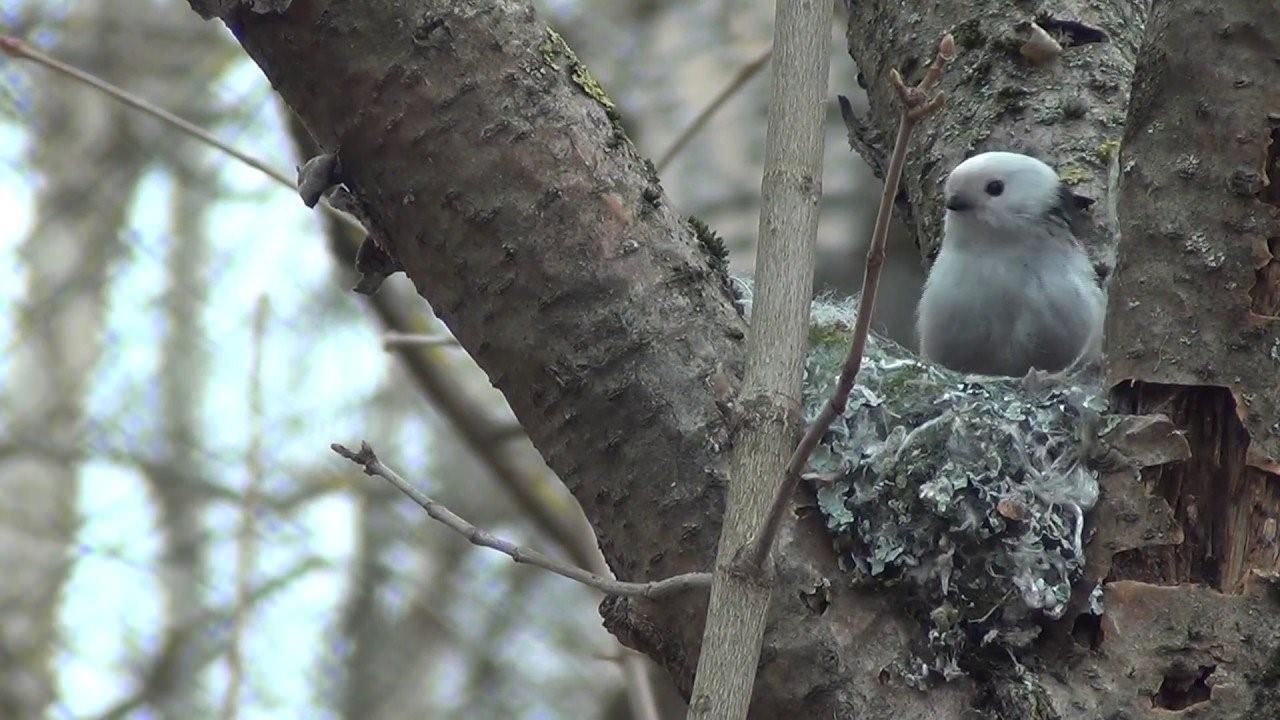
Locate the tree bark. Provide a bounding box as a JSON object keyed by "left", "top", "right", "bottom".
{"left": 187, "top": 0, "right": 1280, "bottom": 716}
{"left": 842, "top": 0, "right": 1150, "bottom": 268}
{"left": 189, "top": 2, "right": 967, "bottom": 717}
{"left": 685, "top": 0, "right": 828, "bottom": 717}
{"left": 1073, "top": 3, "right": 1280, "bottom": 715}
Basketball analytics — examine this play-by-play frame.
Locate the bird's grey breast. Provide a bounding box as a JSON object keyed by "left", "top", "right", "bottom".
{"left": 919, "top": 236, "right": 1099, "bottom": 375}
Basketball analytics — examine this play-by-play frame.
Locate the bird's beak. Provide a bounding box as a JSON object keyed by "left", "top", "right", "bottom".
{"left": 945, "top": 194, "right": 973, "bottom": 212}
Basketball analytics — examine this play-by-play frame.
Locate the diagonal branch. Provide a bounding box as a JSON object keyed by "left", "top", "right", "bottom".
{"left": 0, "top": 34, "right": 363, "bottom": 234}
{"left": 331, "top": 442, "right": 711, "bottom": 600}
{"left": 655, "top": 46, "right": 773, "bottom": 173}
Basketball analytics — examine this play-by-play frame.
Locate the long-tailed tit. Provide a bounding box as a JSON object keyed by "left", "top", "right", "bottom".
{"left": 917, "top": 152, "right": 1104, "bottom": 376}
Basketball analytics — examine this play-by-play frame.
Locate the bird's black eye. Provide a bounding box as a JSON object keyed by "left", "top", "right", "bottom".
{"left": 985, "top": 180, "right": 1004, "bottom": 196}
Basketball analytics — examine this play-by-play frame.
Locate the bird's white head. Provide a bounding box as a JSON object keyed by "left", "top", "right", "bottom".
{"left": 942, "top": 151, "right": 1064, "bottom": 240}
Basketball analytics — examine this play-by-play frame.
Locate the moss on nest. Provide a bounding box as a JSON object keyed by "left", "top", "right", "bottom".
{"left": 797, "top": 295, "right": 1103, "bottom": 687}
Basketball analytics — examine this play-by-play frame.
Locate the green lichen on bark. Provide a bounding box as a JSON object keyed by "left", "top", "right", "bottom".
{"left": 1095, "top": 138, "right": 1121, "bottom": 163}
{"left": 1057, "top": 162, "right": 1092, "bottom": 186}
{"left": 539, "top": 28, "right": 621, "bottom": 125}
{"left": 800, "top": 297, "right": 1103, "bottom": 687}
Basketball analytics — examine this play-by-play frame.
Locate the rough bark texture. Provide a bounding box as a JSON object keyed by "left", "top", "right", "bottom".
{"left": 205, "top": 2, "right": 975, "bottom": 716}
{"left": 197, "top": 0, "right": 1280, "bottom": 716}
{"left": 1105, "top": 0, "right": 1280, "bottom": 588}
{"left": 686, "top": 0, "right": 828, "bottom": 717}
{"left": 1084, "top": 1, "right": 1280, "bottom": 718}
{"left": 842, "top": 0, "right": 1149, "bottom": 269}
{"left": 1108, "top": 0, "right": 1280, "bottom": 588}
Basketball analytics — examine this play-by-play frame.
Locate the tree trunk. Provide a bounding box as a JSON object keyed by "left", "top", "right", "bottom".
{"left": 1081, "top": 2, "right": 1280, "bottom": 716}
{"left": 188, "top": 0, "right": 1280, "bottom": 716}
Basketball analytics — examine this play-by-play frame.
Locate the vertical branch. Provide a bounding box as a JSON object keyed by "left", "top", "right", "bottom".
{"left": 744, "top": 37, "right": 954, "bottom": 571}
{"left": 221, "top": 297, "right": 268, "bottom": 720}
{"left": 684, "top": 1, "right": 831, "bottom": 718}
{"left": 620, "top": 655, "right": 661, "bottom": 720}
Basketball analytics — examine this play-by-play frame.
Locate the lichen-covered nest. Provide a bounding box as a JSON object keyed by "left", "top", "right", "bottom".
{"left": 801, "top": 297, "right": 1104, "bottom": 686}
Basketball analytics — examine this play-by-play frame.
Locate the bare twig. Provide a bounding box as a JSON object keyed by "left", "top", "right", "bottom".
{"left": 655, "top": 46, "right": 773, "bottom": 172}
{"left": 331, "top": 442, "right": 711, "bottom": 599}
{"left": 1, "top": 35, "right": 280, "bottom": 181}
{"left": 743, "top": 33, "right": 956, "bottom": 572}
{"left": 0, "top": 34, "right": 363, "bottom": 233}
{"left": 381, "top": 331, "right": 459, "bottom": 349}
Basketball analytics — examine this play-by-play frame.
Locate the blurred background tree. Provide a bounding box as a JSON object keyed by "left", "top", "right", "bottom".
{"left": 0, "top": 1, "right": 920, "bottom": 717}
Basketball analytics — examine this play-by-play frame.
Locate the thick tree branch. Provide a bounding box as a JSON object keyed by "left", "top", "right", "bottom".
{"left": 291, "top": 117, "right": 672, "bottom": 715}
{"left": 332, "top": 442, "right": 711, "bottom": 599}
{"left": 178, "top": 0, "right": 1159, "bottom": 716}
{"left": 204, "top": 0, "right": 752, "bottom": 704}
{"left": 1103, "top": 0, "right": 1280, "bottom": 607}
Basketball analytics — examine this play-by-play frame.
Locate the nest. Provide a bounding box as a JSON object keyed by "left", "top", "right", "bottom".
{"left": 801, "top": 296, "right": 1103, "bottom": 686}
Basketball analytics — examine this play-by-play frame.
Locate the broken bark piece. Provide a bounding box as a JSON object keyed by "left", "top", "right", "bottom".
{"left": 352, "top": 233, "right": 403, "bottom": 295}
{"left": 296, "top": 151, "right": 341, "bottom": 208}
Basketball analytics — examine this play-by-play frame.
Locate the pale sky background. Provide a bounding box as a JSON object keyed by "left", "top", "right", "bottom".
{"left": 0, "top": 5, "right": 613, "bottom": 716}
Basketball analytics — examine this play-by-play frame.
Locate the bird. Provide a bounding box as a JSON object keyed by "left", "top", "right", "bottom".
{"left": 916, "top": 151, "right": 1105, "bottom": 377}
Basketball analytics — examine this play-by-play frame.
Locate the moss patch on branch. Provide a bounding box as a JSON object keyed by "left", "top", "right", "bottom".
{"left": 539, "top": 29, "right": 621, "bottom": 125}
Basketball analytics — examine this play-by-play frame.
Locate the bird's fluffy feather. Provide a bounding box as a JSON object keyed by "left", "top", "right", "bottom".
{"left": 917, "top": 152, "right": 1104, "bottom": 376}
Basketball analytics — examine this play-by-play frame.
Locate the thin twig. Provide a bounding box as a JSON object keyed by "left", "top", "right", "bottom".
{"left": 0, "top": 34, "right": 363, "bottom": 233}
{"left": 743, "top": 33, "right": 956, "bottom": 571}
{"left": 331, "top": 441, "right": 712, "bottom": 599}
{"left": 1, "top": 35, "right": 281, "bottom": 181}
{"left": 655, "top": 46, "right": 773, "bottom": 172}
{"left": 381, "top": 331, "right": 459, "bottom": 349}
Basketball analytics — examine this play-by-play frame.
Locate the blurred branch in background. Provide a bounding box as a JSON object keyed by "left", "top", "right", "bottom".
{"left": 0, "top": 4, "right": 190, "bottom": 716}
{"left": 655, "top": 46, "right": 771, "bottom": 172}
{"left": 91, "top": 557, "right": 328, "bottom": 720}
{"left": 220, "top": 296, "right": 269, "bottom": 720}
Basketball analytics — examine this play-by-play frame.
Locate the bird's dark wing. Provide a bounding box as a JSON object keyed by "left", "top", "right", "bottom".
{"left": 1047, "top": 182, "right": 1093, "bottom": 238}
